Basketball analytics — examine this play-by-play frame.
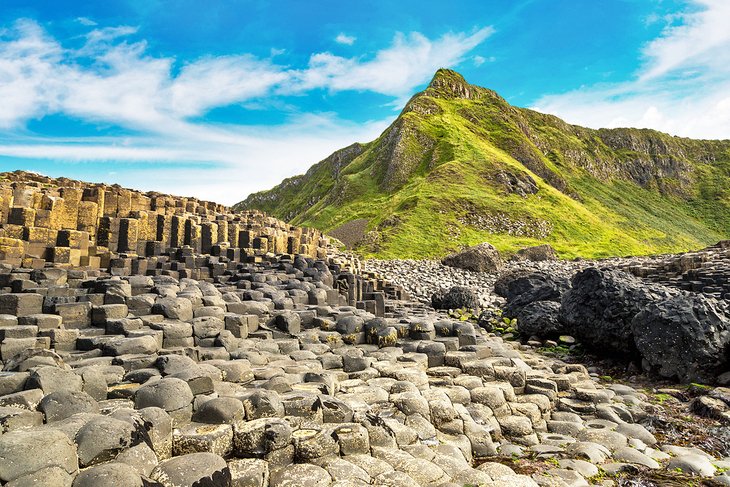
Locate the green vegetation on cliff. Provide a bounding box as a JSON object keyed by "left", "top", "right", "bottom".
{"left": 235, "top": 69, "right": 730, "bottom": 259}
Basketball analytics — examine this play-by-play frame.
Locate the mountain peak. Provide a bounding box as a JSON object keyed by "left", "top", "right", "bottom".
{"left": 426, "top": 68, "right": 473, "bottom": 99}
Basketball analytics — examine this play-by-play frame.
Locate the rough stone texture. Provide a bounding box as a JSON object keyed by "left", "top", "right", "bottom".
{"left": 442, "top": 242, "right": 502, "bottom": 273}
{"left": 0, "top": 428, "right": 78, "bottom": 482}
{"left": 431, "top": 286, "right": 480, "bottom": 310}
{"left": 151, "top": 452, "right": 231, "bottom": 487}
{"left": 560, "top": 268, "right": 657, "bottom": 355}
{"left": 632, "top": 294, "right": 730, "bottom": 382}
{"left": 0, "top": 172, "right": 729, "bottom": 487}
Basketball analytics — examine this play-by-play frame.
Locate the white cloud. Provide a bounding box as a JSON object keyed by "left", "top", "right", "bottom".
{"left": 532, "top": 0, "right": 730, "bottom": 140}
{"left": 0, "top": 19, "right": 492, "bottom": 203}
{"left": 0, "top": 115, "right": 390, "bottom": 204}
{"left": 75, "top": 17, "right": 97, "bottom": 26}
{"left": 169, "top": 56, "right": 289, "bottom": 118}
{"left": 640, "top": 0, "right": 730, "bottom": 81}
{"left": 295, "top": 28, "right": 494, "bottom": 98}
{"left": 335, "top": 33, "right": 356, "bottom": 45}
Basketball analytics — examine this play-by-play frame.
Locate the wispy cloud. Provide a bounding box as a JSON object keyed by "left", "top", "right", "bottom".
{"left": 0, "top": 19, "right": 492, "bottom": 203}
{"left": 75, "top": 17, "right": 97, "bottom": 27}
{"left": 296, "top": 28, "right": 494, "bottom": 101}
{"left": 335, "top": 33, "right": 356, "bottom": 45}
{"left": 532, "top": 0, "right": 730, "bottom": 140}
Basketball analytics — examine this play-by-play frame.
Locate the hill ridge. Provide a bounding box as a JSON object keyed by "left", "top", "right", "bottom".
{"left": 236, "top": 69, "right": 730, "bottom": 259}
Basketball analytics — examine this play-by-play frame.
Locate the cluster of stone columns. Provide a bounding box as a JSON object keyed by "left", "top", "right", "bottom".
{"left": 0, "top": 171, "right": 328, "bottom": 270}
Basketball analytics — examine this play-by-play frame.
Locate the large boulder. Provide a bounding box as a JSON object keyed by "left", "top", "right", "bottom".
{"left": 514, "top": 244, "right": 558, "bottom": 262}
{"left": 432, "top": 286, "right": 479, "bottom": 310}
{"left": 442, "top": 243, "right": 502, "bottom": 273}
{"left": 498, "top": 271, "right": 570, "bottom": 317}
{"left": 559, "top": 268, "right": 661, "bottom": 355}
{"left": 632, "top": 294, "right": 730, "bottom": 383}
{"left": 514, "top": 301, "right": 563, "bottom": 338}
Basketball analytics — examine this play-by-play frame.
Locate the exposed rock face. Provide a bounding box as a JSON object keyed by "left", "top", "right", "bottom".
{"left": 514, "top": 244, "right": 558, "bottom": 262}
{"left": 559, "top": 268, "right": 659, "bottom": 355}
{"left": 632, "top": 294, "right": 730, "bottom": 383}
{"left": 494, "top": 262, "right": 730, "bottom": 383}
{"left": 514, "top": 300, "right": 563, "bottom": 338}
{"left": 442, "top": 243, "right": 502, "bottom": 273}
{"left": 431, "top": 286, "right": 480, "bottom": 310}
{"left": 0, "top": 170, "right": 329, "bottom": 269}
{"left": 498, "top": 271, "right": 569, "bottom": 311}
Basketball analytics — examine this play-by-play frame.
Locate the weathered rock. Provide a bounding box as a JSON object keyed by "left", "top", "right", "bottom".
{"left": 515, "top": 244, "right": 558, "bottom": 262}
{"left": 135, "top": 378, "right": 193, "bottom": 413}
{"left": 0, "top": 428, "right": 78, "bottom": 482}
{"left": 72, "top": 462, "right": 143, "bottom": 487}
{"left": 75, "top": 416, "right": 137, "bottom": 467}
{"left": 632, "top": 294, "right": 730, "bottom": 382}
{"left": 514, "top": 300, "right": 563, "bottom": 338}
{"left": 432, "top": 286, "right": 480, "bottom": 310}
{"left": 442, "top": 243, "right": 502, "bottom": 273}
{"left": 39, "top": 390, "right": 100, "bottom": 422}
{"left": 560, "top": 268, "right": 655, "bottom": 354}
{"left": 151, "top": 452, "right": 231, "bottom": 487}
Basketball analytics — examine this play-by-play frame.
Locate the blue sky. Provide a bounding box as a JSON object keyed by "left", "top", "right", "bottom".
{"left": 0, "top": 0, "right": 728, "bottom": 204}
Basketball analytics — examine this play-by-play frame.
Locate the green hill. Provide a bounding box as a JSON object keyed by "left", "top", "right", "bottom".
{"left": 235, "top": 69, "right": 730, "bottom": 259}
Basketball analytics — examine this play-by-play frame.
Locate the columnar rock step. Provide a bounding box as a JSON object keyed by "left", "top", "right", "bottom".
{"left": 623, "top": 241, "right": 730, "bottom": 300}
{"left": 0, "top": 253, "right": 729, "bottom": 486}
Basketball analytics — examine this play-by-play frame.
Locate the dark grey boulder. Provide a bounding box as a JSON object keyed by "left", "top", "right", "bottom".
{"left": 155, "top": 355, "right": 198, "bottom": 376}
{"left": 336, "top": 315, "right": 364, "bottom": 335}
{"left": 432, "top": 286, "right": 479, "bottom": 310}
{"left": 271, "top": 311, "right": 301, "bottom": 334}
{"left": 632, "top": 294, "right": 730, "bottom": 383}
{"left": 559, "top": 268, "right": 659, "bottom": 355}
{"left": 75, "top": 416, "right": 137, "bottom": 467}
{"left": 499, "top": 270, "right": 570, "bottom": 315}
{"left": 134, "top": 378, "right": 193, "bottom": 412}
{"left": 25, "top": 366, "right": 83, "bottom": 394}
{"left": 514, "top": 300, "right": 564, "bottom": 338}
{"left": 4, "top": 466, "right": 73, "bottom": 487}
{"left": 442, "top": 243, "right": 502, "bottom": 273}
{"left": 151, "top": 297, "right": 193, "bottom": 322}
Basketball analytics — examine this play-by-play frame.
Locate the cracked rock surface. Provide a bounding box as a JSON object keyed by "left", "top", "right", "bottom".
{"left": 0, "top": 251, "right": 728, "bottom": 486}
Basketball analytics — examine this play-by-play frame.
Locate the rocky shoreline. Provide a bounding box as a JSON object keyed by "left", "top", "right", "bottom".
{"left": 0, "top": 246, "right": 728, "bottom": 486}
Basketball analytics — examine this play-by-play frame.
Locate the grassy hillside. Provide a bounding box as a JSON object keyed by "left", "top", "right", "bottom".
{"left": 236, "top": 69, "right": 730, "bottom": 259}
